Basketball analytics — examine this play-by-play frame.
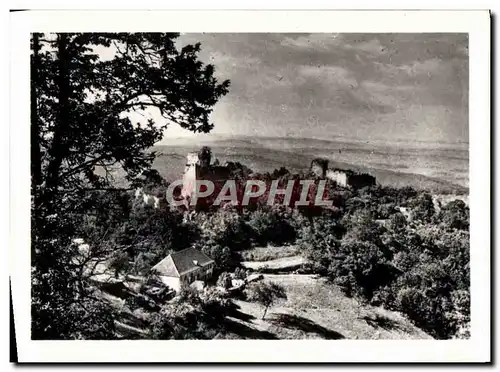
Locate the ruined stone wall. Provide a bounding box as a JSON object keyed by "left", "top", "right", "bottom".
{"left": 347, "top": 173, "right": 376, "bottom": 189}
{"left": 186, "top": 152, "right": 199, "bottom": 166}
{"left": 326, "top": 169, "right": 348, "bottom": 187}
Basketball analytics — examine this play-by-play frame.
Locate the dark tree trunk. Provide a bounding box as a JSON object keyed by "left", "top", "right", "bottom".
{"left": 30, "top": 33, "right": 42, "bottom": 196}
{"left": 308, "top": 214, "right": 315, "bottom": 231}
{"left": 262, "top": 306, "right": 269, "bottom": 320}
{"left": 45, "top": 33, "right": 70, "bottom": 198}
{"left": 31, "top": 33, "right": 42, "bottom": 253}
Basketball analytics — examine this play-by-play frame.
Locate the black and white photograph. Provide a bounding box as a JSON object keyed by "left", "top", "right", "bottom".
{"left": 10, "top": 9, "right": 490, "bottom": 363}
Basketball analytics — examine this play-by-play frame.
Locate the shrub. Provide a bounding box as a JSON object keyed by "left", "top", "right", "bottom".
{"left": 342, "top": 210, "right": 387, "bottom": 250}
{"left": 132, "top": 252, "right": 156, "bottom": 274}
{"left": 216, "top": 272, "right": 232, "bottom": 289}
{"left": 247, "top": 208, "right": 296, "bottom": 246}
{"left": 299, "top": 215, "right": 342, "bottom": 276}
{"left": 108, "top": 251, "right": 131, "bottom": 278}
{"left": 388, "top": 212, "right": 407, "bottom": 232}
{"left": 234, "top": 267, "right": 248, "bottom": 280}
{"left": 330, "top": 238, "right": 393, "bottom": 299}
{"left": 448, "top": 289, "right": 470, "bottom": 338}
{"left": 32, "top": 286, "right": 117, "bottom": 340}
{"left": 193, "top": 239, "right": 234, "bottom": 272}
{"left": 437, "top": 199, "right": 469, "bottom": 230}
{"left": 150, "top": 288, "right": 230, "bottom": 340}
{"left": 194, "top": 209, "right": 252, "bottom": 251}
{"left": 395, "top": 286, "right": 454, "bottom": 339}
{"left": 409, "top": 193, "right": 435, "bottom": 223}
{"left": 113, "top": 206, "right": 201, "bottom": 268}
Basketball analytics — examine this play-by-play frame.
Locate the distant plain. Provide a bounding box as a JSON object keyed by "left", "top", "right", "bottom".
{"left": 151, "top": 135, "right": 468, "bottom": 194}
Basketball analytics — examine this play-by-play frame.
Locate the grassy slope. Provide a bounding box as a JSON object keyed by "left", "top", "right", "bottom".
{"left": 239, "top": 245, "right": 300, "bottom": 261}
{"left": 224, "top": 274, "right": 433, "bottom": 340}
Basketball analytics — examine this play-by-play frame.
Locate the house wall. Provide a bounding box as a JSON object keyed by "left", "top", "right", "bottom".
{"left": 179, "top": 264, "right": 215, "bottom": 289}
{"left": 159, "top": 276, "right": 181, "bottom": 292}
{"left": 159, "top": 270, "right": 211, "bottom": 293}
{"left": 203, "top": 263, "right": 214, "bottom": 278}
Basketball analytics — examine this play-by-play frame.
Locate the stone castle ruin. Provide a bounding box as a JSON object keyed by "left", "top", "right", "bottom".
{"left": 178, "top": 149, "right": 376, "bottom": 205}
{"left": 134, "top": 147, "right": 377, "bottom": 209}
{"left": 310, "top": 158, "right": 376, "bottom": 189}
{"left": 181, "top": 147, "right": 232, "bottom": 202}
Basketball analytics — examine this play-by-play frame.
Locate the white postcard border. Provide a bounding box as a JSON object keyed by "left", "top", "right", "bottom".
{"left": 9, "top": 9, "right": 490, "bottom": 363}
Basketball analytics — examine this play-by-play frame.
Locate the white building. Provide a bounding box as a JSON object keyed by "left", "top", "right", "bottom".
{"left": 150, "top": 247, "right": 215, "bottom": 292}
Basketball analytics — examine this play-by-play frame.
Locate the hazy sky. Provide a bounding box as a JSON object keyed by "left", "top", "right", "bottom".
{"left": 158, "top": 33, "right": 468, "bottom": 144}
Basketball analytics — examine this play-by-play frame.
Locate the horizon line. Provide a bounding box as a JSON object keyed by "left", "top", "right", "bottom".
{"left": 158, "top": 133, "right": 470, "bottom": 147}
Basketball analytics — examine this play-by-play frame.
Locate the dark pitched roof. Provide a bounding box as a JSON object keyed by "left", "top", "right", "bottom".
{"left": 151, "top": 248, "right": 214, "bottom": 277}
{"left": 151, "top": 255, "right": 179, "bottom": 277}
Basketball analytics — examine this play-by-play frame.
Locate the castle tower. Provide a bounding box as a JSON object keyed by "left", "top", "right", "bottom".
{"left": 181, "top": 152, "right": 200, "bottom": 201}
{"left": 198, "top": 146, "right": 212, "bottom": 169}
{"left": 186, "top": 152, "right": 200, "bottom": 168}
{"left": 310, "top": 158, "right": 329, "bottom": 178}
{"left": 180, "top": 147, "right": 226, "bottom": 208}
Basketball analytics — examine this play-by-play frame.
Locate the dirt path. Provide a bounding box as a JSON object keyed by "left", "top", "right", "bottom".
{"left": 241, "top": 255, "right": 306, "bottom": 271}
